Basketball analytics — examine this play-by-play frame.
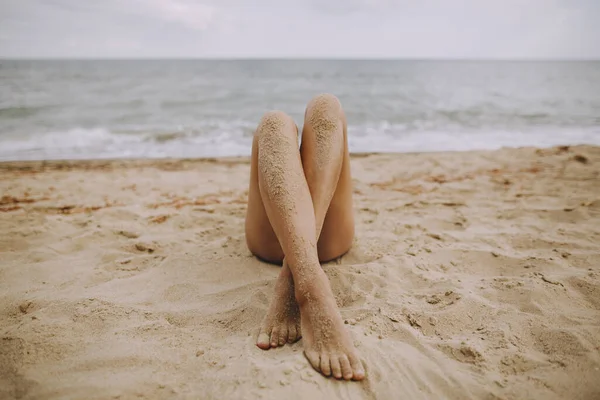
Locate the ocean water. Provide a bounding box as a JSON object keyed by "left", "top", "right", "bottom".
{"left": 1, "top": 60, "right": 599, "bottom": 161}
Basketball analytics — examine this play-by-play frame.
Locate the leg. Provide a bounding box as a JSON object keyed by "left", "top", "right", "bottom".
{"left": 245, "top": 114, "right": 287, "bottom": 265}
{"left": 250, "top": 97, "right": 353, "bottom": 356}
{"left": 246, "top": 101, "right": 364, "bottom": 380}
{"left": 246, "top": 112, "right": 301, "bottom": 350}
{"left": 297, "top": 94, "right": 361, "bottom": 380}
{"left": 245, "top": 94, "right": 354, "bottom": 263}
{"left": 301, "top": 94, "right": 354, "bottom": 262}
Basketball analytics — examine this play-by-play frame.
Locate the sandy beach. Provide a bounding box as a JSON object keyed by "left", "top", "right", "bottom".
{"left": 1, "top": 145, "right": 599, "bottom": 400}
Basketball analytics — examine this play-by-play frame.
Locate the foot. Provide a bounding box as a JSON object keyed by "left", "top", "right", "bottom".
{"left": 296, "top": 268, "right": 365, "bottom": 381}
{"left": 257, "top": 261, "right": 301, "bottom": 349}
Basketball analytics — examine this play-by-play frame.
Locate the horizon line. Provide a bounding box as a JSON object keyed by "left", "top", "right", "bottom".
{"left": 1, "top": 57, "right": 600, "bottom": 62}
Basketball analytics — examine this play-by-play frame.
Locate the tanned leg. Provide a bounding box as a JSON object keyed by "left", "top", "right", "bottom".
{"left": 302, "top": 94, "right": 355, "bottom": 263}
{"left": 246, "top": 114, "right": 300, "bottom": 349}
{"left": 298, "top": 94, "right": 358, "bottom": 380}
{"left": 245, "top": 96, "right": 364, "bottom": 381}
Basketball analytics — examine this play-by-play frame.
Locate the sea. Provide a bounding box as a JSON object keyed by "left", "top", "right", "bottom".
{"left": 1, "top": 60, "right": 599, "bottom": 161}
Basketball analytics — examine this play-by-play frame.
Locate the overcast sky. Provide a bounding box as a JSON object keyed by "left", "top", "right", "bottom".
{"left": 1, "top": 0, "right": 599, "bottom": 59}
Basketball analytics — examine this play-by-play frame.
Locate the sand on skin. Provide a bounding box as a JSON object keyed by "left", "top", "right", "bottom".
{"left": 1, "top": 145, "right": 600, "bottom": 400}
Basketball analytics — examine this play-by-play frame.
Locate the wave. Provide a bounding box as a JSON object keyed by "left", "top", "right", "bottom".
{"left": 347, "top": 125, "right": 600, "bottom": 153}
{"left": 427, "top": 108, "right": 571, "bottom": 127}
{"left": 0, "top": 105, "right": 54, "bottom": 119}
{"left": 0, "top": 125, "right": 599, "bottom": 161}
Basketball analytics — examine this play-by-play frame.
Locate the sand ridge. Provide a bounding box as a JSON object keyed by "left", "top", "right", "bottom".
{"left": 1, "top": 145, "right": 599, "bottom": 399}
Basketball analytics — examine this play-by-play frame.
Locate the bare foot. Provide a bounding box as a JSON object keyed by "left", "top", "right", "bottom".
{"left": 256, "top": 260, "right": 301, "bottom": 349}
{"left": 296, "top": 268, "right": 365, "bottom": 381}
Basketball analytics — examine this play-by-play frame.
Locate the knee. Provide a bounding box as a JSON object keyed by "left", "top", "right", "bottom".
{"left": 308, "top": 93, "right": 342, "bottom": 110}
{"left": 256, "top": 110, "right": 297, "bottom": 139}
{"left": 305, "top": 94, "right": 344, "bottom": 133}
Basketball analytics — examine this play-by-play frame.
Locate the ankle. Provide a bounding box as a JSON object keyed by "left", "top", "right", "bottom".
{"left": 293, "top": 268, "right": 331, "bottom": 305}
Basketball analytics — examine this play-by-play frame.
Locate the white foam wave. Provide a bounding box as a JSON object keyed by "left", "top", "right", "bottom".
{"left": 347, "top": 125, "right": 600, "bottom": 153}
{"left": 0, "top": 125, "right": 599, "bottom": 161}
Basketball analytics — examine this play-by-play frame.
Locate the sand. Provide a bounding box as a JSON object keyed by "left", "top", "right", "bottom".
{"left": 1, "top": 145, "right": 599, "bottom": 400}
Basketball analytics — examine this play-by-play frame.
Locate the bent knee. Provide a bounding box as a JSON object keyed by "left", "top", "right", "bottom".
{"left": 256, "top": 111, "right": 297, "bottom": 139}
{"left": 305, "top": 94, "right": 344, "bottom": 133}
{"left": 307, "top": 93, "right": 342, "bottom": 112}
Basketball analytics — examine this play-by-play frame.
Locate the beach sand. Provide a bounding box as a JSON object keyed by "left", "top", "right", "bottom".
{"left": 1, "top": 145, "right": 599, "bottom": 400}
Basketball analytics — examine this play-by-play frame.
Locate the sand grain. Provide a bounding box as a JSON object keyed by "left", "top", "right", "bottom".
{"left": 1, "top": 145, "right": 599, "bottom": 399}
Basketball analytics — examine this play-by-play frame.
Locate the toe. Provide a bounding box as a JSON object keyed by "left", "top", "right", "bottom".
{"left": 270, "top": 327, "right": 280, "bottom": 348}
{"left": 304, "top": 350, "right": 321, "bottom": 371}
{"left": 349, "top": 354, "right": 365, "bottom": 381}
{"left": 320, "top": 354, "right": 332, "bottom": 377}
{"left": 278, "top": 326, "right": 288, "bottom": 346}
{"left": 339, "top": 355, "right": 353, "bottom": 381}
{"left": 288, "top": 324, "right": 297, "bottom": 343}
{"left": 331, "top": 355, "right": 343, "bottom": 379}
{"left": 256, "top": 328, "right": 271, "bottom": 350}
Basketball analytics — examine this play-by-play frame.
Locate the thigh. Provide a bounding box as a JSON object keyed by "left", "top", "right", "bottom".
{"left": 300, "top": 99, "right": 355, "bottom": 263}
{"left": 245, "top": 133, "right": 285, "bottom": 264}
{"left": 315, "top": 126, "right": 354, "bottom": 263}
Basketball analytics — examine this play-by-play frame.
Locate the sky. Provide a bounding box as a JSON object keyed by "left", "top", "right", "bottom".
{"left": 0, "top": 0, "right": 599, "bottom": 59}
